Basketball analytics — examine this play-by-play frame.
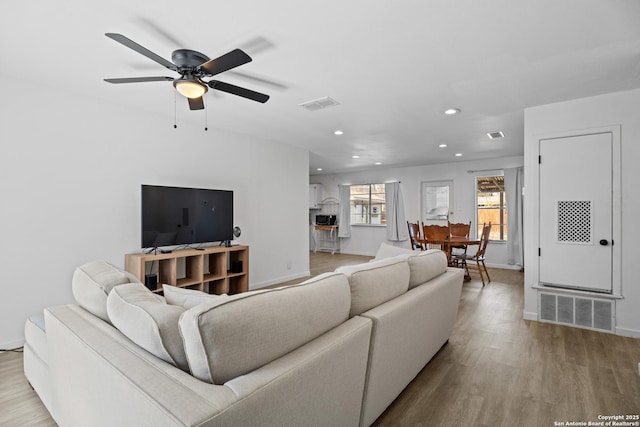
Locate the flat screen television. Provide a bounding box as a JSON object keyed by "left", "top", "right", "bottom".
{"left": 141, "top": 185, "right": 233, "bottom": 248}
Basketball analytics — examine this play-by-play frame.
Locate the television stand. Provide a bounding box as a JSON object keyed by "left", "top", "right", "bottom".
{"left": 125, "top": 245, "right": 249, "bottom": 295}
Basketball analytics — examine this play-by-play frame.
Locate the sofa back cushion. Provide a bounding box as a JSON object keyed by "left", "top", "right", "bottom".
{"left": 179, "top": 272, "right": 351, "bottom": 384}
{"left": 107, "top": 283, "right": 189, "bottom": 372}
{"left": 335, "top": 258, "right": 410, "bottom": 316}
{"left": 72, "top": 260, "right": 140, "bottom": 324}
{"left": 395, "top": 249, "right": 448, "bottom": 289}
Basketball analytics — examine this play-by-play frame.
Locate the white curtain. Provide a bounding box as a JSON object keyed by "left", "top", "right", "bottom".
{"left": 337, "top": 185, "right": 351, "bottom": 238}
{"left": 385, "top": 182, "right": 408, "bottom": 241}
{"left": 505, "top": 167, "right": 524, "bottom": 267}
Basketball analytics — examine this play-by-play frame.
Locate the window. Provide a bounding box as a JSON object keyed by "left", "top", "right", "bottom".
{"left": 422, "top": 181, "right": 452, "bottom": 221}
{"left": 476, "top": 175, "right": 507, "bottom": 240}
{"left": 350, "top": 184, "right": 386, "bottom": 225}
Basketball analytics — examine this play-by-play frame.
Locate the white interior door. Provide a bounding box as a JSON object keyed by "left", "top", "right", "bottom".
{"left": 539, "top": 132, "right": 613, "bottom": 293}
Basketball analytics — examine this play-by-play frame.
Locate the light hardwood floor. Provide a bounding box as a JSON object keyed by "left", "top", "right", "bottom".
{"left": 2, "top": 253, "right": 639, "bottom": 426}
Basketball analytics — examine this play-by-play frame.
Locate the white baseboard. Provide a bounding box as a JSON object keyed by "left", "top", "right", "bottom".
{"left": 0, "top": 338, "right": 25, "bottom": 351}
{"left": 486, "top": 263, "right": 523, "bottom": 270}
{"left": 250, "top": 271, "right": 311, "bottom": 290}
{"left": 335, "top": 250, "right": 376, "bottom": 257}
{"left": 615, "top": 326, "right": 640, "bottom": 339}
{"left": 523, "top": 311, "right": 538, "bottom": 321}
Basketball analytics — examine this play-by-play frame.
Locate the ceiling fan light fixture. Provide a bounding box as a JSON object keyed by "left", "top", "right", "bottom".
{"left": 174, "top": 78, "right": 208, "bottom": 99}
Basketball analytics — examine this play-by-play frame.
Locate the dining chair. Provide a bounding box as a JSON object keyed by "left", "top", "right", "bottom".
{"left": 406, "top": 221, "right": 424, "bottom": 250}
{"left": 422, "top": 223, "right": 450, "bottom": 252}
{"left": 452, "top": 222, "right": 492, "bottom": 286}
{"left": 448, "top": 221, "right": 471, "bottom": 256}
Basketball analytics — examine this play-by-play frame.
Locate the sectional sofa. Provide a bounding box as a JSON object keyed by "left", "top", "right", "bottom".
{"left": 23, "top": 245, "right": 464, "bottom": 426}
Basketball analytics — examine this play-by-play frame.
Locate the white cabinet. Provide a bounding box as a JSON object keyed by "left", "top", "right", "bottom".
{"left": 309, "top": 184, "right": 323, "bottom": 209}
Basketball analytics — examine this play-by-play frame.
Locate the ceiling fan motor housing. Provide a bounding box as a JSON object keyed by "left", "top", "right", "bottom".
{"left": 171, "top": 49, "right": 210, "bottom": 69}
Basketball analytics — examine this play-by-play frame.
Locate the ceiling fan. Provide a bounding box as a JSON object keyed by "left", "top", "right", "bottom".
{"left": 104, "top": 33, "right": 269, "bottom": 110}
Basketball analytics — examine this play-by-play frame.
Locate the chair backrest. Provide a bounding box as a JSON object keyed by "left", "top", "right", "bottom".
{"left": 422, "top": 224, "right": 450, "bottom": 251}
{"left": 449, "top": 221, "right": 471, "bottom": 238}
{"left": 406, "top": 221, "right": 423, "bottom": 249}
{"left": 475, "top": 222, "right": 492, "bottom": 257}
{"left": 407, "top": 221, "right": 421, "bottom": 239}
{"left": 422, "top": 224, "right": 449, "bottom": 242}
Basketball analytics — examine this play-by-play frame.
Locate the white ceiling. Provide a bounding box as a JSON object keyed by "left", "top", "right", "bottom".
{"left": 2, "top": 1, "right": 640, "bottom": 175}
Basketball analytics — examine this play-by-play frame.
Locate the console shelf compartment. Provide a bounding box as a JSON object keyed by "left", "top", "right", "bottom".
{"left": 125, "top": 245, "right": 249, "bottom": 295}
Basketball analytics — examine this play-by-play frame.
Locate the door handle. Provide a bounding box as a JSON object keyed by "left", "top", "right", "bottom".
{"left": 599, "top": 239, "right": 609, "bottom": 246}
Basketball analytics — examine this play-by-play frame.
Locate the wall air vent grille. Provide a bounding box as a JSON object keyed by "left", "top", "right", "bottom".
{"left": 299, "top": 96, "right": 340, "bottom": 112}
{"left": 538, "top": 292, "right": 614, "bottom": 332}
{"left": 557, "top": 200, "right": 591, "bottom": 244}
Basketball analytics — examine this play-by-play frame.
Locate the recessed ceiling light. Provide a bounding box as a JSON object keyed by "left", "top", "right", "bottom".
{"left": 316, "top": 168, "right": 323, "bottom": 171}
{"left": 375, "top": 162, "right": 382, "bottom": 165}
{"left": 444, "top": 108, "right": 461, "bottom": 115}
{"left": 455, "top": 153, "right": 463, "bottom": 157}
{"left": 439, "top": 144, "right": 448, "bottom": 148}
{"left": 487, "top": 131, "right": 505, "bottom": 139}
{"left": 334, "top": 130, "right": 344, "bottom": 135}
{"left": 352, "top": 155, "right": 360, "bottom": 159}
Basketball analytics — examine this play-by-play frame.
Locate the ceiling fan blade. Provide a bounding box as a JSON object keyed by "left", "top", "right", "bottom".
{"left": 227, "top": 71, "right": 288, "bottom": 91}
{"left": 105, "top": 33, "right": 177, "bottom": 71}
{"left": 239, "top": 36, "right": 275, "bottom": 56}
{"left": 137, "top": 17, "right": 185, "bottom": 47}
{"left": 208, "top": 80, "right": 269, "bottom": 103}
{"left": 199, "top": 49, "right": 252, "bottom": 77}
{"left": 188, "top": 96, "right": 205, "bottom": 110}
{"left": 104, "top": 77, "right": 174, "bottom": 84}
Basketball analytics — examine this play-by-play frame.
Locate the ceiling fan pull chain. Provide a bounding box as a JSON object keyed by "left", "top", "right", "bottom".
{"left": 173, "top": 89, "right": 177, "bottom": 129}
{"left": 204, "top": 95, "right": 208, "bottom": 131}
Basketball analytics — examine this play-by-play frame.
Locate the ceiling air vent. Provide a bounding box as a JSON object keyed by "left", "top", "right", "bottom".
{"left": 299, "top": 96, "right": 340, "bottom": 112}
{"left": 487, "top": 131, "right": 505, "bottom": 139}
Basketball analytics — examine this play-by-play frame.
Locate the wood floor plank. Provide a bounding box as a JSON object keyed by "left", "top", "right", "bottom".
{"left": 2, "top": 252, "right": 639, "bottom": 426}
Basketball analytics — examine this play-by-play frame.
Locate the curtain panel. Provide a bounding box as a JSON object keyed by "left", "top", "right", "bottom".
{"left": 385, "top": 182, "right": 408, "bottom": 242}
{"left": 337, "top": 185, "right": 351, "bottom": 238}
{"left": 504, "top": 167, "right": 524, "bottom": 267}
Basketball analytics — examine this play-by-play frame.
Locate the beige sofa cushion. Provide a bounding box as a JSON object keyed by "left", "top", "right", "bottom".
{"left": 106, "top": 283, "right": 189, "bottom": 372}
{"left": 179, "top": 272, "right": 351, "bottom": 384}
{"left": 335, "top": 257, "right": 410, "bottom": 316}
{"left": 395, "top": 249, "right": 448, "bottom": 289}
{"left": 162, "top": 284, "right": 227, "bottom": 309}
{"left": 71, "top": 260, "right": 140, "bottom": 324}
{"left": 373, "top": 241, "right": 413, "bottom": 260}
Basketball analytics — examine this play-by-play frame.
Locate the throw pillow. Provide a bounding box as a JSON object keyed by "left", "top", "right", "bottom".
{"left": 373, "top": 241, "right": 413, "bottom": 261}
{"left": 162, "top": 284, "right": 227, "bottom": 309}
{"left": 107, "top": 283, "right": 189, "bottom": 372}
{"left": 71, "top": 260, "right": 140, "bottom": 324}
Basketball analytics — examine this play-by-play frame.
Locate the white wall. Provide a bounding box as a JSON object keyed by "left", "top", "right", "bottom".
{"left": 0, "top": 77, "right": 310, "bottom": 348}
{"left": 311, "top": 155, "right": 524, "bottom": 265}
{"left": 523, "top": 88, "right": 640, "bottom": 337}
